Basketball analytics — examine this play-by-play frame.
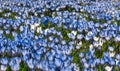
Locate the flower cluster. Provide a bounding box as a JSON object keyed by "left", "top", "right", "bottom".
{"left": 0, "top": 0, "right": 120, "bottom": 71}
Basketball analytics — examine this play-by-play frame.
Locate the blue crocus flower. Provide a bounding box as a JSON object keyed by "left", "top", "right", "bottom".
{"left": 61, "top": 54, "right": 67, "bottom": 61}
{"left": 104, "top": 56, "right": 110, "bottom": 64}
{"left": 0, "top": 34, "right": 2, "bottom": 38}
{"left": 3, "top": 19, "right": 6, "bottom": 24}
{"left": 65, "top": 18, "right": 71, "bottom": 23}
{"left": 26, "top": 59, "right": 35, "bottom": 69}
{"left": 95, "top": 58, "right": 100, "bottom": 65}
{"left": 68, "top": 41, "right": 75, "bottom": 45}
{"left": 110, "top": 59, "right": 116, "bottom": 66}
{"left": 47, "top": 54, "right": 54, "bottom": 61}
{"left": 0, "top": 47, "right": 6, "bottom": 53}
{"left": 55, "top": 58, "right": 62, "bottom": 67}
{"left": 100, "top": 59, "right": 105, "bottom": 65}
{"left": 118, "top": 62, "right": 120, "bottom": 69}
{"left": 0, "top": 30, "right": 3, "bottom": 34}
{"left": 77, "top": 34, "right": 83, "bottom": 40}
{"left": 53, "top": 17, "right": 59, "bottom": 24}
{"left": 61, "top": 40, "right": 66, "bottom": 45}
{"left": 79, "top": 52, "right": 85, "bottom": 58}
{"left": 108, "top": 46, "right": 114, "bottom": 52}
{"left": 0, "top": 57, "right": 8, "bottom": 65}
{"left": 6, "top": 30, "right": 10, "bottom": 34}
{"left": 54, "top": 38, "right": 59, "bottom": 43}
{"left": 11, "top": 63, "right": 20, "bottom": 71}
{"left": 116, "top": 54, "right": 120, "bottom": 60}
{"left": 43, "top": 16, "right": 50, "bottom": 26}
{"left": 84, "top": 62, "right": 89, "bottom": 68}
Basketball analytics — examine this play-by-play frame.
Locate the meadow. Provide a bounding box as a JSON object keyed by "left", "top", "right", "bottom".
{"left": 0, "top": 0, "right": 120, "bottom": 71}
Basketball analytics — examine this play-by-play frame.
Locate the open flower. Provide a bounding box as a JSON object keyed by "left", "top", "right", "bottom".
{"left": 1, "top": 65, "right": 7, "bottom": 71}
{"left": 105, "top": 66, "right": 112, "bottom": 71}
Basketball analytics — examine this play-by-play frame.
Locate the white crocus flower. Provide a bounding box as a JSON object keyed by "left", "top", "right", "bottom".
{"left": 44, "top": 29, "right": 49, "bottom": 35}
{"left": 89, "top": 44, "right": 93, "bottom": 50}
{"left": 30, "top": 24, "right": 35, "bottom": 30}
{"left": 77, "top": 41, "right": 82, "bottom": 46}
{"left": 98, "top": 38, "right": 104, "bottom": 46}
{"left": 93, "top": 37, "right": 99, "bottom": 41}
{"left": 1, "top": 65, "right": 7, "bottom": 71}
{"left": 34, "top": 23, "right": 39, "bottom": 27}
{"left": 71, "top": 31, "right": 77, "bottom": 36}
{"left": 109, "top": 52, "right": 115, "bottom": 57}
{"left": 37, "top": 27, "right": 42, "bottom": 33}
{"left": 112, "top": 11, "right": 115, "bottom": 15}
{"left": 105, "top": 37, "right": 110, "bottom": 41}
{"left": 56, "top": 8, "right": 59, "bottom": 11}
{"left": 94, "top": 42, "right": 99, "bottom": 47}
{"left": 41, "top": 14, "right": 44, "bottom": 17}
{"left": 0, "top": 9, "right": 2, "bottom": 13}
{"left": 115, "top": 59, "right": 119, "bottom": 65}
{"left": 20, "top": 26, "right": 24, "bottom": 32}
{"left": 115, "top": 35, "right": 120, "bottom": 42}
{"left": 76, "top": 41, "right": 82, "bottom": 49}
{"left": 76, "top": 46, "right": 81, "bottom": 49}
{"left": 31, "top": 24, "right": 40, "bottom": 31}
{"left": 45, "top": 29, "right": 49, "bottom": 32}
{"left": 105, "top": 66, "right": 112, "bottom": 71}
{"left": 80, "top": 9, "right": 84, "bottom": 12}
{"left": 99, "top": 42, "right": 103, "bottom": 46}
{"left": 34, "top": 12, "right": 38, "bottom": 16}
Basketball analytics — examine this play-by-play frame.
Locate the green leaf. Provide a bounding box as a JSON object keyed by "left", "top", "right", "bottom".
{"left": 20, "top": 61, "right": 29, "bottom": 71}
{"left": 6, "top": 66, "right": 13, "bottom": 71}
